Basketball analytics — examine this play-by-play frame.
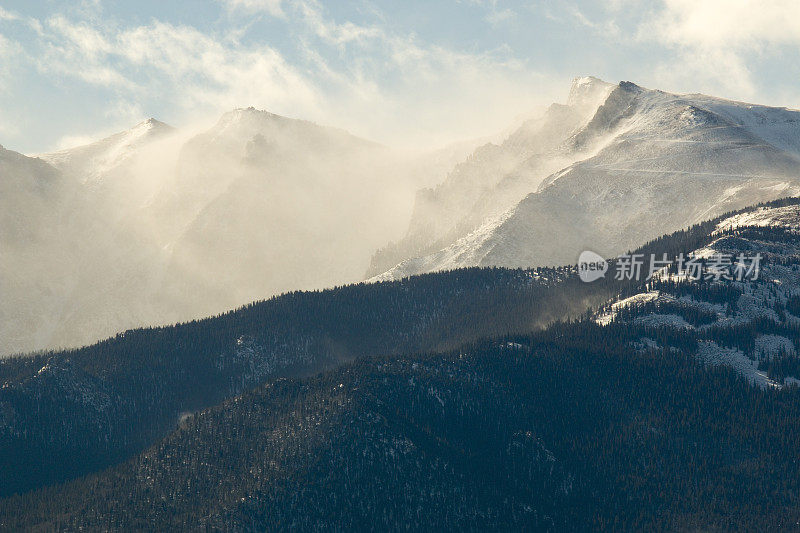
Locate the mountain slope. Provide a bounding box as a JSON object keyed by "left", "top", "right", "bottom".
{"left": 0, "top": 110, "right": 434, "bottom": 355}
{"left": 374, "top": 78, "right": 800, "bottom": 280}
{"left": 0, "top": 146, "right": 90, "bottom": 354}
{"left": 366, "top": 76, "right": 615, "bottom": 277}
{"left": 39, "top": 118, "right": 175, "bottom": 185}
{"left": 5, "top": 318, "right": 800, "bottom": 530}
{"left": 153, "top": 108, "right": 420, "bottom": 321}
{"left": 600, "top": 200, "right": 800, "bottom": 389}
{"left": 1, "top": 120, "right": 186, "bottom": 356}
{"left": 0, "top": 264, "right": 615, "bottom": 497}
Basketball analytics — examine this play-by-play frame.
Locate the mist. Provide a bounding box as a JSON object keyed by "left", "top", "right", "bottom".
{"left": 0, "top": 104, "right": 496, "bottom": 356}
{"left": 0, "top": 68, "right": 620, "bottom": 357}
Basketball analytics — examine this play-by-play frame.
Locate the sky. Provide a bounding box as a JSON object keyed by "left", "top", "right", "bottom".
{"left": 0, "top": 0, "right": 799, "bottom": 153}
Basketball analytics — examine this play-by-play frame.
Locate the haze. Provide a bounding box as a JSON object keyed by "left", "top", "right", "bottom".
{"left": 3, "top": 0, "right": 800, "bottom": 355}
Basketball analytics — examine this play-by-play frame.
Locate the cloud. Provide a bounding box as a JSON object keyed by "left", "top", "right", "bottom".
{"left": 0, "top": 33, "right": 23, "bottom": 93}
{"left": 296, "top": 0, "right": 382, "bottom": 45}
{"left": 38, "top": 16, "right": 135, "bottom": 89}
{"left": 468, "top": 0, "right": 516, "bottom": 27}
{"left": 384, "top": 46, "right": 555, "bottom": 146}
{"left": 276, "top": 1, "right": 557, "bottom": 146}
{"left": 33, "top": 15, "right": 323, "bottom": 122}
{"left": 568, "top": 5, "right": 598, "bottom": 29}
{"left": 645, "top": 0, "right": 800, "bottom": 49}
{"left": 217, "top": 0, "right": 285, "bottom": 17}
{"left": 0, "top": 7, "right": 20, "bottom": 21}
{"left": 54, "top": 133, "right": 104, "bottom": 150}
{"left": 0, "top": 105, "right": 18, "bottom": 139}
{"left": 4, "top": 1, "right": 561, "bottom": 151}
{"left": 39, "top": 3, "right": 552, "bottom": 149}
{"left": 637, "top": 0, "right": 800, "bottom": 99}
{"left": 486, "top": 8, "right": 514, "bottom": 26}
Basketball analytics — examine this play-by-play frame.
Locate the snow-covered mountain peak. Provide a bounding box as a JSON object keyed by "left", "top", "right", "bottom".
{"left": 65, "top": 118, "right": 173, "bottom": 153}
{"left": 567, "top": 76, "right": 615, "bottom": 110}
{"left": 217, "top": 106, "right": 280, "bottom": 125}
{"left": 199, "top": 107, "right": 379, "bottom": 158}
{"left": 211, "top": 107, "right": 296, "bottom": 139}
{"left": 102, "top": 117, "right": 174, "bottom": 151}
{"left": 370, "top": 77, "right": 800, "bottom": 282}
{"left": 617, "top": 80, "right": 643, "bottom": 93}
{"left": 133, "top": 117, "right": 171, "bottom": 134}
{"left": 39, "top": 118, "right": 175, "bottom": 183}
{"left": 714, "top": 203, "right": 800, "bottom": 234}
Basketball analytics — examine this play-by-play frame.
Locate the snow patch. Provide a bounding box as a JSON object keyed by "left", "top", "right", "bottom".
{"left": 697, "top": 341, "right": 780, "bottom": 389}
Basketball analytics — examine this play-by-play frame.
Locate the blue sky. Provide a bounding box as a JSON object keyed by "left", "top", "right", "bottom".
{"left": 1, "top": 0, "right": 799, "bottom": 153}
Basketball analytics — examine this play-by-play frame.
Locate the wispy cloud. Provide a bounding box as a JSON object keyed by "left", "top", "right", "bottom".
{"left": 0, "top": 33, "right": 22, "bottom": 93}
{"left": 3, "top": 0, "right": 556, "bottom": 150}
{"left": 32, "top": 15, "right": 322, "bottom": 120}
{"left": 0, "top": 7, "right": 20, "bottom": 21}
{"left": 637, "top": 0, "right": 800, "bottom": 99}
{"left": 217, "top": 0, "right": 285, "bottom": 17}
{"left": 472, "top": 0, "right": 516, "bottom": 27}
{"left": 296, "top": 0, "right": 382, "bottom": 45}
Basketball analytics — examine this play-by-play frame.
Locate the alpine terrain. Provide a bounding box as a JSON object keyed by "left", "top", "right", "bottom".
{"left": 1, "top": 110, "right": 455, "bottom": 355}
{"left": 370, "top": 77, "right": 800, "bottom": 281}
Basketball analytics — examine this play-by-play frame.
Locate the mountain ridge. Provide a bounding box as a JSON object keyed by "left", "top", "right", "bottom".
{"left": 0, "top": 107, "right": 428, "bottom": 355}
{"left": 371, "top": 77, "right": 800, "bottom": 281}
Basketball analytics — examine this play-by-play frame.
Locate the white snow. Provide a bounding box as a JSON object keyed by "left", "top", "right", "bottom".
{"left": 714, "top": 204, "right": 800, "bottom": 234}
{"left": 368, "top": 210, "right": 515, "bottom": 282}
{"left": 697, "top": 341, "right": 780, "bottom": 389}
{"left": 755, "top": 335, "right": 796, "bottom": 358}
{"left": 600, "top": 203, "right": 800, "bottom": 388}
{"left": 373, "top": 78, "right": 800, "bottom": 281}
{"left": 595, "top": 291, "right": 660, "bottom": 325}
{"left": 39, "top": 118, "right": 174, "bottom": 184}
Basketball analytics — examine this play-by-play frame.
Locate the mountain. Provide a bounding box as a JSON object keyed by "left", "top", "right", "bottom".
{"left": 0, "top": 261, "right": 613, "bottom": 497}
{"left": 0, "top": 111, "right": 434, "bottom": 355}
{"left": 39, "top": 118, "right": 175, "bottom": 185}
{"left": 0, "top": 197, "right": 794, "bottom": 496}
{"left": 0, "top": 146, "right": 90, "bottom": 355}
{"left": 8, "top": 77, "right": 797, "bottom": 356}
{"left": 366, "top": 76, "right": 616, "bottom": 277}
{"left": 8, "top": 326, "right": 800, "bottom": 531}
{"left": 151, "top": 108, "right": 421, "bottom": 321}
{"left": 600, "top": 199, "right": 800, "bottom": 389}
{"left": 0, "top": 145, "right": 67, "bottom": 240}
{"left": 0, "top": 120, "right": 184, "bottom": 356}
{"left": 4, "top": 198, "right": 800, "bottom": 530}
{"left": 371, "top": 77, "right": 800, "bottom": 281}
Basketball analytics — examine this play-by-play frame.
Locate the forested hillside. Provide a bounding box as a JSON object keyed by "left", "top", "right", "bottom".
{"left": 0, "top": 265, "right": 616, "bottom": 497}
{"left": 603, "top": 200, "right": 800, "bottom": 388}
{"left": 4, "top": 322, "right": 800, "bottom": 531}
